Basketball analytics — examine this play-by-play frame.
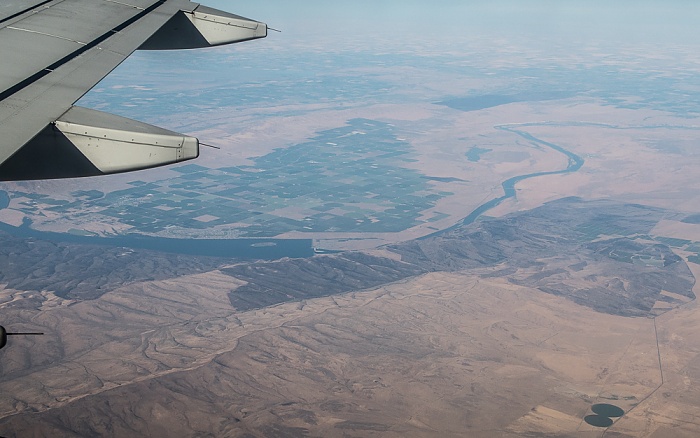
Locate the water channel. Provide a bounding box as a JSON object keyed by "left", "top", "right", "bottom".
{"left": 420, "top": 124, "right": 584, "bottom": 239}
{"left": 0, "top": 125, "right": 583, "bottom": 256}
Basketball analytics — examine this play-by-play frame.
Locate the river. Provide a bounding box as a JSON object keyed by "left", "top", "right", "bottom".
{"left": 0, "top": 125, "right": 581, "bottom": 255}
{"left": 420, "top": 125, "right": 584, "bottom": 239}
{"left": 0, "top": 203, "right": 313, "bottom": 260}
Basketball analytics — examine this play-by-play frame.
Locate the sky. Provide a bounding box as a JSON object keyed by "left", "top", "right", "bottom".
{"left": 211, "top": 1, "right": 700, "bottom": 45}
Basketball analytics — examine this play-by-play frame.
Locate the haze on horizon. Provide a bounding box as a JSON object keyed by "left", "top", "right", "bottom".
{"left": 220, "top": 0, "right": 699, "bottom": 44}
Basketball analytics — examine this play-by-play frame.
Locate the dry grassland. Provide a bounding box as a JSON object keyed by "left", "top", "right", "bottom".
{"left": 3, "top": 268, "right": 699, "bottom": 436}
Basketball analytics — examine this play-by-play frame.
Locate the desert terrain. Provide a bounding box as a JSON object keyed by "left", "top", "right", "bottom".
{"left": 1, "top": 266, "right": 699, "bottom": 437}
{"left": 1, "top": 197, "right": 700, "bottom": 436}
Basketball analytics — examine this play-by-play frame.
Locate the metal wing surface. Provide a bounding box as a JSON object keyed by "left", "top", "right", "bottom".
{"left": 0, "top": 0, "right": 267, "bottom": 180}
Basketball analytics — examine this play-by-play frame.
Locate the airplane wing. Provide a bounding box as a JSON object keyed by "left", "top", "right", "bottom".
{"left": 0, "top": 0, "right": 267, "bottom": 180}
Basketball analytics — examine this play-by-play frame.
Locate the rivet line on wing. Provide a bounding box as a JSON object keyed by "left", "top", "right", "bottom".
{"left": 6, "top": 26, "right": 88, "bottom": 45}
{"left": 104, "top": 0, "right": 146, "bottom": 10}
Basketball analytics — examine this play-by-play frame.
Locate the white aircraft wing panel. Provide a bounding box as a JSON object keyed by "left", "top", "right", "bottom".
{"left": 0, "top": 0, "right": 267, "bottom": 180}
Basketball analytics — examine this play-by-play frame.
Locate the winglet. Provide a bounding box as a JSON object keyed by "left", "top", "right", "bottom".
{"left": 0, "top": 106, "right": 199, "bottom": 180}
{"left": 140, "top": 5, "right": 267, "bottom": 50}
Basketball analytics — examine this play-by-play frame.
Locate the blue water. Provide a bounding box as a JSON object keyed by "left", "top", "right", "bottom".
{"left": 0, "top": 216, "right": 313, "bottom": 260}
{"left": 466, "top": 147, "right": 492, "bottom": 162}
{"left": 0, "top": 126, "right": 581, "bottom": 255}
{"left": 0, "top": 190, "right": 8, "bottom": 209}
{"left": 439, "top": 92, "right": 573, "bottom": 113}
{"left": 421, "top": 126, "right": 584, "bottom": 239}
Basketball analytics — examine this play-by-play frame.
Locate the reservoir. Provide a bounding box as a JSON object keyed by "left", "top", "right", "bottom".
{"left": 0, "top": 124, "right": 581, "bottom": 257}
{"left": 0, "top": 220, "right": 314, "bottom": 259}
{"left": 0, "top": 190, "right": 8, "bottom": 209}
{"left": 0, "top": 193, "right": 313, "bottom": 259}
